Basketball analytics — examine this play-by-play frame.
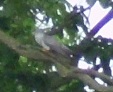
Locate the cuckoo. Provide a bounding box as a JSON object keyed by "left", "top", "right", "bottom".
{"left": 33, "top": 28, "right": 74, "bottom": 58}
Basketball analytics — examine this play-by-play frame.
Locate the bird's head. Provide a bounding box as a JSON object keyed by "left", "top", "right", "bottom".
{"left": 32, "top": 28, "right": 51, "bottom": 35}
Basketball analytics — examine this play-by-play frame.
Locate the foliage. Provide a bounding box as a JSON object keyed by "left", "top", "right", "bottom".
{"left": 0, "top": 0, "right": 113, "bottom": 92}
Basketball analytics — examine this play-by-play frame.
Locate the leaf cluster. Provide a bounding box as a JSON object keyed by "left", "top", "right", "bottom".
{"left": 0, "top": 0, "right": 113, "bottom": 92}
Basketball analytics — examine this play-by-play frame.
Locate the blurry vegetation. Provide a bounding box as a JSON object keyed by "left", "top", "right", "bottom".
{"left": 0, "top": 0, "right": 113, "bottom": 92}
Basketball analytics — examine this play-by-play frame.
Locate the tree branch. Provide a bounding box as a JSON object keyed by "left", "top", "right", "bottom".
{"left": 88, "top": 9, "right": 113, "bottom": 37}
{"left": 55, "top": 61, "right": 113, "bottom": 91}
{"left": 0, "top": 30, "right": 113, "bottom": 91}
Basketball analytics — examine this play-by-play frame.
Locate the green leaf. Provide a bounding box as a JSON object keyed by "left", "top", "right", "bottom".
{"left": 86, "top": 0, "right": 96, "bottom": 7}
{"left": 99, "top": 0, "right": 111, "bottom": 8}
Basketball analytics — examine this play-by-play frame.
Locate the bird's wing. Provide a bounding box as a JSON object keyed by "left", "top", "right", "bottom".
{"left": 43, "top": 34, "right": 73, "bottom": 57}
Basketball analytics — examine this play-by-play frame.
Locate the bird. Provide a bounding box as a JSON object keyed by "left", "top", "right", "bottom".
{"left": 33, "top": 28, "right": 74, "bottom": 58}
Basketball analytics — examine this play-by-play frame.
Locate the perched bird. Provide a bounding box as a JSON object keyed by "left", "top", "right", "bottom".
{"left": 33, "top": 28, "right": 74, "bottom": 58}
